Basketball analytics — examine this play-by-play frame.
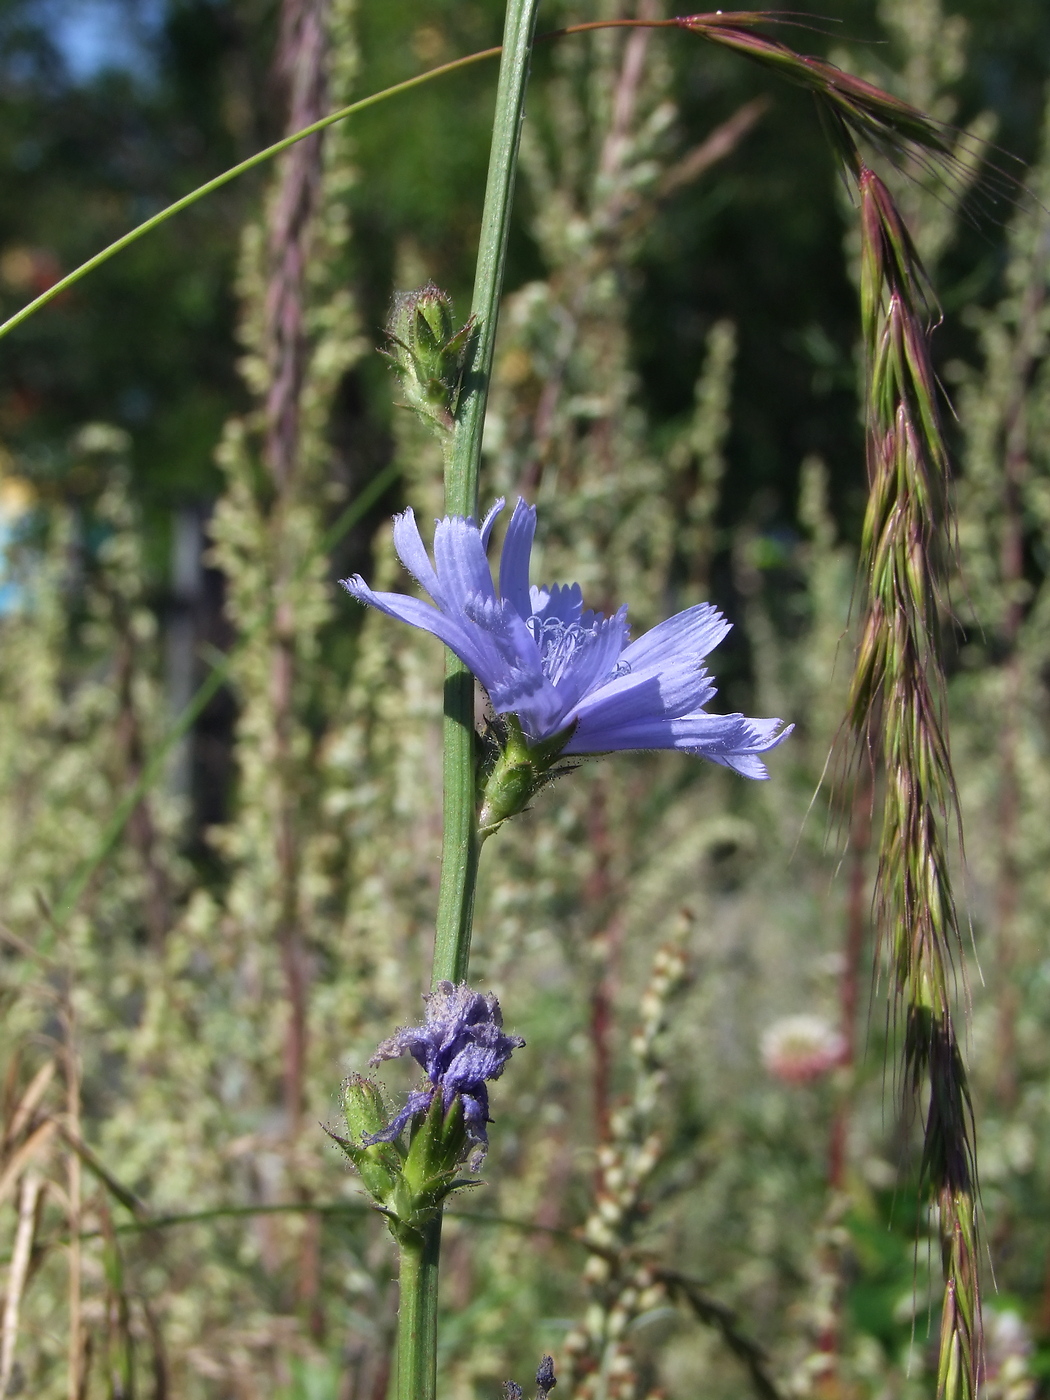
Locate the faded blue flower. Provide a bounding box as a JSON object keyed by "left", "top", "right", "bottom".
{"left": 342, "top": 499, "right": 791, "bottom": 777}
{"left": 364, "top": 981, "right": 524, "bottom": 1149}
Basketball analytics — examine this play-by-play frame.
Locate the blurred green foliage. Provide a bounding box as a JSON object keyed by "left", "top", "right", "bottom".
{"left": 0, "top": 1, "right": 1050, "bottom": 1398}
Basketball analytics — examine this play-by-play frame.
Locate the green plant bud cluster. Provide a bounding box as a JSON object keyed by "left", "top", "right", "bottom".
{"left": 476, "top": 716, "right": 575, "bottom": 841}
{"left": 331, "top": 1077, "right": 479, "bottom": 1245}
{"left": 384, "top": 283, "right": 475, "bottom": 436}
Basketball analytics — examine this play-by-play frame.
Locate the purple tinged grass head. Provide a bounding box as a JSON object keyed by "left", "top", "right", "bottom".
{"left": 341, "top": 499, "right": 790, "bottom": 779}
{"left": 363, "top": 981, "right": 524, "bottom": 1150}
{"left": 848, "top": 161, "right": 980, "bottom": 1400}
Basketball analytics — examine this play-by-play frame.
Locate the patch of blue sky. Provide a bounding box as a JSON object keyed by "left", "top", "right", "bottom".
{"left": 0, "top": 482, "right": 36, "bottom": 616}
{"left": 46, "top": 0, "right": 166, "bottom": 85}
{"left": 0, "top": 529, "right": 23, "bottom": 616}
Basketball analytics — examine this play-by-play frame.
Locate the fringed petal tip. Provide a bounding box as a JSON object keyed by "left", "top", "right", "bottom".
{"left": 480, "top": 498, "right": 506, "bottom": 548}
{"left": 704, "top": 720, "right": 794, "bottom": 779}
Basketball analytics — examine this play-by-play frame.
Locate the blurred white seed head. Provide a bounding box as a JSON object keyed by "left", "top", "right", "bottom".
{"left": 760, "top": 1014, "right": 847, "bottom": 1084}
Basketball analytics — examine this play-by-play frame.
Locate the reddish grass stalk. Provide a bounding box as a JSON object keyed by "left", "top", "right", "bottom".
{"left": 827, "top": 775, "right": 873, "bottom": 1196}
{"left": 265, "top": 0, "right": 327, "bottom": 1136}
{"left": 991, "top": 263, "right": 1045, "bottom": 1107}
{"left": 266, "top": 0, "right": 328, "bottom": 491}
{"left": 264, "top": 0, "right": 327, "bottom": 1321}
{"left": 63, "top": 989, "right": 84, "bottom": 1400}
{"left": 585, "top": 780, "right": 618, "bottom": 1148}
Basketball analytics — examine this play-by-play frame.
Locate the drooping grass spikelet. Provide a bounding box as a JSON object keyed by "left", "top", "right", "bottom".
{"left": 664, "top": 29, "right": 983, "bottom": 1387}
{"left": 679, "top": 11, "right": 953, "bottom": 177}
{"left": 850, "top": 163, "right": 980, "bottom": 1400}
{"left": 679, "top": 7, "right": 1020, "bottom": 234}
{"left": 680, "top": 17, "right": 984, "bottom": 1390}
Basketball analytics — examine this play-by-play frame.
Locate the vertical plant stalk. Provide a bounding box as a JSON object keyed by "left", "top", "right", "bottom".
{"left": 267, "top": 0, "right": 328, "bottom": 493}
{"left": 63, "top": 990, "right": 83, "bottom": 1400}
{"left": 398, "top": 7, "right": 538, "bottom": 1400}
{"left": 254, "top": 0, "right": 330, "bottom": 1334}
{"left": 992, "top": 261, "right": 1045, "bottom": 1105}
{"left": 266, "top": 0, "right": 328, "bottom": 1145}
{"left": 827, "top": 776, "right": 872, "bottom": 1195}
{"left": 0, "top": 1172, "right": 43, "bottom": 1396}
{"left": 432, "top": 0, "right": 540, "bottom": 988}
{"left": 114, "top": 598, "right": 170, "bottom": 946}
{"left": 584, "top": 780, "right": 618, "bottom": 1150}
{"left": 396, "top": 1223, "right": 443, "bottom": 1400}
{"left": 851, "top": 167, "right": 979, "bottom": 1400}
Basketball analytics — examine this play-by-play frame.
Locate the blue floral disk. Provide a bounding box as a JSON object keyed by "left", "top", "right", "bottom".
{"left": 342, "top": 498, "right": 791, "bottom": 777}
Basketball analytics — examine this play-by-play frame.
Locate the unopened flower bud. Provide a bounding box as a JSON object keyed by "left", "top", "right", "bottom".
{"left": 502, "top": 1354, "right": 557, "bottom": 1400}
{"left": 384, "top": 283, "right": 474, "bottom": 435}
{"left": 326, "top": 1076, "right": 402, "bottom": 1211}
{"left": 342, "top": 1073, "right": 388, "bottom": 1141}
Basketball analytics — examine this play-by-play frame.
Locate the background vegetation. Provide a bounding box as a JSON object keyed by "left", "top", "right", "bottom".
{"left": 1, "top": 0, "right": 1050, "bottom": 1396}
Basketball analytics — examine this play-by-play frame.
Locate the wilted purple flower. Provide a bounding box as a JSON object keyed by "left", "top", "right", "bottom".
{"left": 364, "top": 981, "right": 524, "bottom": 1149}
{"left": 535, "top": 1356, "right": 557, "bottom": 1397}
{"left": 341, "top": 499, "right": 790, "bottom": 778}
{"left": 502, "top": 1352, "right": 557, "bottom": 1400}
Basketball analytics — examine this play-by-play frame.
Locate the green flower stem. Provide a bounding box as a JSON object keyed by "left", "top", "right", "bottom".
{"left": 446, "top": 0, "right": 542, "bottom": 517}
{"left": 435, "top": 661, "right": 483, "bottom": 986}
{"left": 407, "top": 7, "right": 538, "bottom": 1399}
{"left": 433, "top": 0, "right": 541, "bottom": 989}
{"left": 396, "top": 1219, "right": 442, "bottom": 1400}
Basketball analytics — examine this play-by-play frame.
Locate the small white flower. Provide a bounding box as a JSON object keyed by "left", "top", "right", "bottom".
{"left": 760, "top": 1014, "right": 846, "bottom": 1084}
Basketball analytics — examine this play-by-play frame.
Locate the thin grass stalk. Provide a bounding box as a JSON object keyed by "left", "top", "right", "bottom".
{"left": 0, "top": 12, "right": 957, "bottom": 351}
{"left": 63, "top": 989, "right": 83, "bottom": 1400}
{"left": 0, "top": 50, "right": 503, "bottom": 345}
{"left": 0, "top": 1171, "right": 43, "bottom": 1396}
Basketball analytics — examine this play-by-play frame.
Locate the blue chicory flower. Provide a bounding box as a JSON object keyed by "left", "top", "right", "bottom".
{"left": 364, "top": 981, "right": 524, "bottom": 1149}
{"left": 341, "top": 498, "right": 791, "bottom": 778}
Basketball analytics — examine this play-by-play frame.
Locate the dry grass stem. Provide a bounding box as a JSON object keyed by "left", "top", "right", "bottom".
{"left": 0, "top": 1170, "right": 45, "bottom": 1396}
